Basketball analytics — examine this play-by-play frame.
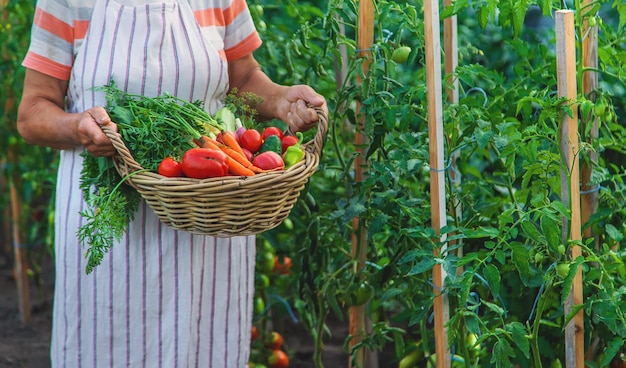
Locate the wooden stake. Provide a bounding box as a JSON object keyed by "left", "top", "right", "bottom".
{"left": 444, "top": 0, "right": 463, "bottom": 277}
{"left": 556, "top": 10, "right": 584, "bottom": 368}
{"left": 350, "top": 1, "right": 374, "bottom": 367}
{"left": 425, "top": 0, "right": 450, "bottom": 366}
{"left": 7, "top": 148, "right": 31, "bottom": 323}
{"left": 580, "top": 2, "right": 599, "bottom": 242}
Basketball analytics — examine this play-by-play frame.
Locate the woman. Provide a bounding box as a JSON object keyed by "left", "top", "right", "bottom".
{"left": 17, "top": 0, "right": 326, "bottom": 367}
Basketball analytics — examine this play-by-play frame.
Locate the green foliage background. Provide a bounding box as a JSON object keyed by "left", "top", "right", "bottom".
{"left": 2, "top": 0, "right": 626, "bottom": 367}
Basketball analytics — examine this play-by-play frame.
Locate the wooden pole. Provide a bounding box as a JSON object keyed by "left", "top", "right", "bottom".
{"left": 424, "top": 0, "right": 450, "bottom": 366}
{"left": 556, "top": 10, "right": 584, "bottom": 368}
{"left": 350, "top": 1, "right": 374, "bottom": 367}
{"left": 444, "top": 0, "right": 462, "bottom": 277}
{"left": 580, "top": 2, "right": 599, "bottom": 241}
{"left": 7, "top": 148, "right": 31, "bottom": 323}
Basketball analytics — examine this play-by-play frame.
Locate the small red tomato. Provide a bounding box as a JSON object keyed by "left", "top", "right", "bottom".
{"left": 240, "top": 129, "right": 263, "bottom": 153}
{"left": 281, "top": 135, "right": 299, "bottom": 153}
{"left": 158, "top": 157, "right": 184, "bottom": 177}
{"left": 251, "top": 325, "right": 259, "bottom": 341}
{"left": 252, "top": 151, "right": 284, "bottom": 171}
{"left": 262, "top": 127, "right": 284, "bottom": 141}
{"left": 265, "top": 331, "right": 283, "bottom": 350}
{"left": 268, "top": 349, "right": 289, "bottom": 368}
{"left": 181, "top": 148, "right": 229, "bottom": 179}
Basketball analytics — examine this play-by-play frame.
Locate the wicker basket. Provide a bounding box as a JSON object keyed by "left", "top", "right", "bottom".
{"left": 100, "top": 107, "right": 327, "bottom": 237}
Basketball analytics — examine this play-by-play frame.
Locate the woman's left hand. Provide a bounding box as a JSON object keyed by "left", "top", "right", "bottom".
{"left": 281, "top": 85, "right": 328, "bottom": 133}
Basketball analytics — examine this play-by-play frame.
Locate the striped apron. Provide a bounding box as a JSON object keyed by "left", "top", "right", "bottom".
{"left": 52, "top": 0, "right": 255, "bottom": 367}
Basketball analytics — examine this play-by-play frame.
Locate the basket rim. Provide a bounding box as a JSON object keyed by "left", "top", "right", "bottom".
{"left": 100, "top": 105, "right": 328, "bottom": 186}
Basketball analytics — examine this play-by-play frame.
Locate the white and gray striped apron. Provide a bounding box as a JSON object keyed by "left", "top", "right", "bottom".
{"left": 52, "top": 0, "right": 255, "bottom": 367}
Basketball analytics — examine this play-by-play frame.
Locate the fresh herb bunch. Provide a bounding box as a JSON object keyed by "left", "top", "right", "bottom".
{"left": 78, "top": 82, "right": 224, "bottom": 274}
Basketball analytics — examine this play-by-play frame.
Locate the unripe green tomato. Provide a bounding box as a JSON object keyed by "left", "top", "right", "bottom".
{"left": 391, "top": 46, "right": 412, "bottom": 64}
{"left": 557, "top": 244, "right": 566, "bottom": 256}
{"left": 255, "top": 273, "right": 270, "bottom": 290}
{"left": 556, "top": 263, "right": 571, "bottom": 279}
{"left": 254, "top": 297, "right": 266, "bottom": 315}
{"left": 257, "top": 251, "right": 275, "bottom": 274}
{"left": 534, "top": 252, "right": 545, "bottom": 264}
{"left": 593, "top": 102, "right": 606, "bottom": 117}
{"left": 588, "top": 16, "right": 597, "bottom": 26}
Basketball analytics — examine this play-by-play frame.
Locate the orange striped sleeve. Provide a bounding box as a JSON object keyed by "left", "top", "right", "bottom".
{"left": 74, "top": 20, "right": 90, "bottom": 40}
{"left": 224, "top": 32, "right": 262, "bottom": 61}
{"left": 22, "top": 52, "right": 72, "bottom": 80}
{"left": 223, "top": 0, "right": 248, "bottom": 27}
{"left": 193, "top": 8, "right": 223, "bottom": 27}
{"left": 33, "top": 7, "right": 73, "bottom": 44}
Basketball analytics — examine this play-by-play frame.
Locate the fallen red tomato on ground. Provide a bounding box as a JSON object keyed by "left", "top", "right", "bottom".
{"left": 267, "top": 349, "right": 289, "bottom": 368}
{"left": 181, "top": 148, "right": 229, "bottom": 179}
{"left": 253, "top": 151, "right": 284, "bottom": 171}
{"left": 158, "top": 157, "right": 184, "bottom": 177}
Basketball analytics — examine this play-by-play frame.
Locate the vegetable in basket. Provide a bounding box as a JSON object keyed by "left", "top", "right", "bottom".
{"left": 78, "top": 83, "right": 224, "bottom": 273}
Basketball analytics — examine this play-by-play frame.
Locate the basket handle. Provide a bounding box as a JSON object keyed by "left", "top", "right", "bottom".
{"left": 100, "top": 123, "right": 145, "bottom": 176}
{"left": 300, "top": 106, "right": 328, "bottom": 157}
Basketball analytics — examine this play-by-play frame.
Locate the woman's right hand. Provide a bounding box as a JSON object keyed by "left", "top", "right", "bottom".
{"left": 18, "top": 69, "right": 117, "bottom": 156}
{"left": 78, "top": 107, "right": 118, "bottom": 157}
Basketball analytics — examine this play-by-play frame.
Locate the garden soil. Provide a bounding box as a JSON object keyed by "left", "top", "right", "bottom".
{"left": 0, "top": 249, "right": 353, "bottom": 368}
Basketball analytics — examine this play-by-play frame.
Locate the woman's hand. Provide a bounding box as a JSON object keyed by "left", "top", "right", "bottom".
{"left": 281, "top": 85, "right": 328, "bottom": 133}
{"left": 78, "top": 107, "right": 118, "bottom": 157}
{"left": 228, "top": 54, "right": 327, "bottom": 133}
{"left": 17, "top": 69, "right": 117, "bottom": 156}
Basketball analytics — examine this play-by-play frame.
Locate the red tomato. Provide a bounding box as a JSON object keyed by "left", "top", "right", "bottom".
{"left": 251, "top": 325, "right": 259, "bottom": 341}
{"left": 267, "top": 349, "right": 289, "bottom": 368}
{"left": 262, "top": 127, "right": 284, "bottom": 141}
{"left": 280, "top": 135, "right": 299, "bottom": 153}
{"left": 252, "top": 151, "right": 284, "bottom": 171}
{"left": 273, "top": 256, "right": 292, "bottom": 275}
{"left": 181, "top": 148, "right": 229, "bottom": 179}
{"left": 265, "top": 331, "right": 283, "bottom": 350}
{"left": 158, "top": 157, "right": 184, "bottom": 177}
{"left": 240, "top": 129, "right": 263, "bottom": 153}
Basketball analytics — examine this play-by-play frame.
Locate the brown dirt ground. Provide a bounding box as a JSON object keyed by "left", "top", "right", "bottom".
{"left": 0, "top": 247, "right": 353, "bottom": 368}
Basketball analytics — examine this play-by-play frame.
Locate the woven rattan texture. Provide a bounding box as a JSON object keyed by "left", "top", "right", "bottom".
{"left": 101, "top": 107, "right": 327, "bottom": 237}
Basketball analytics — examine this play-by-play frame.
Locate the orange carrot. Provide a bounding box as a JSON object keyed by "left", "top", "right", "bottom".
{"left": 220, "top": 146, "right": 264, "bottom": 174}
{"left": 193, "top": 135, "right": 221, "bottom": 150}
{"left": 220, "top": 131, "right": 246, "bottom": 157}
{"left": 225, "top": 156, "right": 255, "bottom": 176}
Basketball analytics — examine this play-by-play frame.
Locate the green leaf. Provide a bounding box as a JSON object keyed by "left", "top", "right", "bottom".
{"left": 600, "top": 337, "right": 626, "bottom": 367}
{"left": 491, "top": 339, "right": 515, "bottom": 368}
{"left": 521, "top": 220, "right": 542, "bottom": 243}
{"left": 407, "top": 258, "right": 436, "bottom": 275}
{"left": 506, "top": 322, "right": 530, "bottom": 358}
{"left": 540, "top": 213, "right": 561, "bottom": 251}
{"left": 484, "top": 264, "right": 501, "bottom": 297}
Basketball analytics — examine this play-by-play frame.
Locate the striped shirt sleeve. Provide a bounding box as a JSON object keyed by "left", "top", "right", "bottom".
{"left": 22, "top": 0, "right": 77, "bottom": 80}
{"left": 192, "top": 0, "right": 262, "bottom": 61}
